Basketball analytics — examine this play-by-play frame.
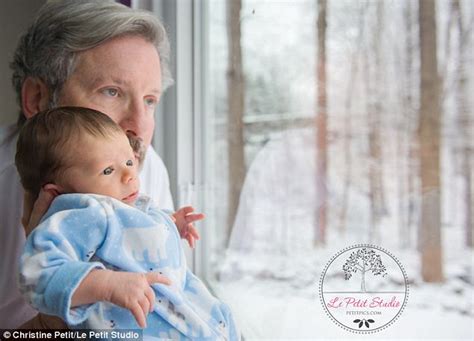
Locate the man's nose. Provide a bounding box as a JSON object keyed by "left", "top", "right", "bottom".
{"left": 119, "top": 98, "right": 147, "bottom": 138}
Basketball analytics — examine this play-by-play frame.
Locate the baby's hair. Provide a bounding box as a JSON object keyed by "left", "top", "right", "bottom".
{"left": 15, "top": 106, "right": 123, "bottom": 198}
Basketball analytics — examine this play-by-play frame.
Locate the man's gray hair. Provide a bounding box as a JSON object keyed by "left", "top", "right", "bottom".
{"left": 11, "top": 0, "right": 173, "bottom": 126}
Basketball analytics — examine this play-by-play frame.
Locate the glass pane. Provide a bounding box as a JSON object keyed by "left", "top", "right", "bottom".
{"left": 203, "top": 0, "right": 474, "bottom": 338}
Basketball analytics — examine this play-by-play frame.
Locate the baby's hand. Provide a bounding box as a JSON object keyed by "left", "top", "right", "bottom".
{"left": 172, "top": 206, "right": 204, "bottom": 248}
{"left": 103, "top": 271, "right": 171, "bottom": 328}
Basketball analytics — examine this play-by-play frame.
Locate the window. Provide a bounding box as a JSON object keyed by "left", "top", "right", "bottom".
{"left": 195, "top": 0, "right": 474, "bottom": 339}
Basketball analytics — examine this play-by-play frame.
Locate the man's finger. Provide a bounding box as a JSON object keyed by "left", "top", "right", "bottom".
{"left": 22, "top": 192, "right": 34, "bottom": 230}
{"left": 31, "top": 190, "right": 55, "bottom": 220}
{"left": 25, "top": 189, "right": 56, "bottom": 236}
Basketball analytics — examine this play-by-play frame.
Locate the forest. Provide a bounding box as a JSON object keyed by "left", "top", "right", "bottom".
{"left": 204, "top": 0, "right": 473, "bottom": 338}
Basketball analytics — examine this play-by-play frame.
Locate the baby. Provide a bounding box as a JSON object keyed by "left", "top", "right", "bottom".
{"left": 16, "top": 107, "right": 239, "bottom": 340}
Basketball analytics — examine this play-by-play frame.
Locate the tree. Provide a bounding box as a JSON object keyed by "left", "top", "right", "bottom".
{"left": 451, "top": 0, "right": 473, "bottom": 248}
{"left": 226, "top": 0, "right": 246, "bottom": 246}
{"left": 338, "top": 2, "right": 366, "bottom": 235}
{"left": 315, "top": 0, "right": 328, "bottom": 245}
{"left": 343, "top": 248, "right": 387, "bottom": 292}
{"left": 418, "top": 0, "right": 444, "bottom": 282}
{"left": 398, "top": 0, "right": 418, "bottom": 249}
{"left": 364, "top": 1, "right": 386, "bottom": 244}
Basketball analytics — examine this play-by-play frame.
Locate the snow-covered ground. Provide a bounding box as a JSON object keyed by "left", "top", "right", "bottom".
{"left": 209, "top": 128, "right": 473, "bottom": 340}
{"left": 213, "top": 278, "right": 473, "bottom": 340}
{"left": 212, "top": 228, "right": 473, "bottom": 340}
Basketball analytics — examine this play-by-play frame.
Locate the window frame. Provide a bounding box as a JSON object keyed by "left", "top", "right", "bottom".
{"left": 146, "top": 0, "right": 209, "bottom": 276}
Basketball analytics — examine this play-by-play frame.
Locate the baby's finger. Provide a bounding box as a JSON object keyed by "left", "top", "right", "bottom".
{"left": 181, "top": 206, "right": 195, "bottom": 214}
{"left": 185, "top": 213, "right": 205, "bottom": 223}
{"left": 145, "top": 287, "right": 156, "bottom": 312}
{"left": 138, "top": 296, "right": 150, "bottom": 321}
{"left": 188, "top": 225, "right": 200, "bottom": 240}
{"left": 145, "top": 272, "right": 171, "bottom": 286}
{"left": 130, "top": 302, "right": 147, "bottom": 328}
{"left": 186, "top": 234, "right": 195, "bottom": 248}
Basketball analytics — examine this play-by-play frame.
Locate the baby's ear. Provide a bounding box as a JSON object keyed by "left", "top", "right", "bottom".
{"left": 42, "top": 183, "right": 62, "bottom": 197}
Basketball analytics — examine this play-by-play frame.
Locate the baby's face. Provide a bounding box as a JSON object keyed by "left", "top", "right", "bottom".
{"left": 57, "top": 132, "right": 140, "bottom": 205}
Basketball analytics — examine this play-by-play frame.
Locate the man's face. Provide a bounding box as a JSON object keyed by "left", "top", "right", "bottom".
{"left": 57, "top": 35, "right": 162, "bottom": 164}
{"left": 58, "top": 132, "right": 140, "bottom": 205}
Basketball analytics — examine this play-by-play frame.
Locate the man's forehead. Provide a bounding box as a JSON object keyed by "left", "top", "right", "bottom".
{"left": 72, "top": 40, "right": 162, "bottom": 86}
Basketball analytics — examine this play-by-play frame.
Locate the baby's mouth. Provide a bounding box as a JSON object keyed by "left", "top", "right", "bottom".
{"left": 122, "top": 191, "right": 138, "bottom": 203}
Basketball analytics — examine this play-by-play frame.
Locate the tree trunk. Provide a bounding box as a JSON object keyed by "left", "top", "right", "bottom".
{"left": 399, "top": 0, "right": 416, "bottom": 249}
{"left": 367, "top": 1, "right": 386, "bottom": 244}
{"left": 315, "top": 0, "right": 328, "bottom": 245}
{"left": 418, "top": 0, "right": 444, "bottom": 282}
{"left": 451, "top": 0, "right": 473, "bottom": 247}
{"left": 338, "top": 3, "right": 366, "bottom": 235}
{"left": 226, "top": 0, "right": 246, "bottom": 246}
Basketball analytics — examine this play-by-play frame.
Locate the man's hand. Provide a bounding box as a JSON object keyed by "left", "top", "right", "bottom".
{"left": 22, "top": 188, "right": 57, "bottom": 237}
{"left": 171, "top": 206, "right": 204, "bottom": 248}
{"left": 72, "top": 269, "right": 171, "bottom": 329}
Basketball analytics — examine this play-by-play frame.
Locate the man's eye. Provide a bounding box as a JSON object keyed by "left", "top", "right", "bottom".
{"left": 103, "top": 167, "right": 114, "bottom": 175}
{"left": 145, "top": 97, "right": 157, "bottom": 107}
{"left": 126, "top": 160, "right": 133, "bottom": 167}
{"left": 103, "top": 88, "right": 118, "bottom": 97}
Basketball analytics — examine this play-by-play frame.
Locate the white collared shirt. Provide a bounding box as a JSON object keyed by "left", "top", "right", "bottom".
{"left": 0, "top": 123, "right": 173, "bottom": 328}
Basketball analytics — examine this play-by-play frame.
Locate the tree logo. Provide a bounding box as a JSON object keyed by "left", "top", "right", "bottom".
{"left": 319, "top": 245, "right": 408, "bottom": 333}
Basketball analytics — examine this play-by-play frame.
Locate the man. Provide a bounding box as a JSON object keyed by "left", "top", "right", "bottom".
{"left": 0, "top": 0, "right": 174, "bottom": 328}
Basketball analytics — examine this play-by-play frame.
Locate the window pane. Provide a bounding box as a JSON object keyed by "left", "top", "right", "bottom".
{"left": 202, "top": 0, "right": 474, "bottom": 338}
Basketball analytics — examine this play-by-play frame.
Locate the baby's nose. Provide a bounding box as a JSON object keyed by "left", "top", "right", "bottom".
{"left": 122, "top": 169, "right": 136, "bottom": 183}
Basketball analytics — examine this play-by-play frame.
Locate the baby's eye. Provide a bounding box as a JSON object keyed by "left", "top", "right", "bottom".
{"left": 103, "top": 167, "right": 114, "bottom": 175}
{"left": 126, "top": 159, "right": 133, "bottom": 167}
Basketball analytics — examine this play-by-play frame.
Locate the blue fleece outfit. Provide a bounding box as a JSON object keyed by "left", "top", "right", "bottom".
{"left": 19, "top": 194, "right": 239, "bottom": 340}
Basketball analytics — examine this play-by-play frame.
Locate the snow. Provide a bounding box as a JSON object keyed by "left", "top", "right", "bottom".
{"left": 208, "top": 127, "right": 473, "bottom": 339}
{"left": 213, "top": 241, "right": 473, "bottom": 339}
{"left": 204, "top": 1, "right": 474, "bottom": 339}
{"left": 214, "top": 279, "right": 473, "bottom": 340}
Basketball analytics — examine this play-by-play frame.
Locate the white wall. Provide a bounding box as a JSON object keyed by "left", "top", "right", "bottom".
{"left": 0, "top": 0, "right": 46, "bottom": 126}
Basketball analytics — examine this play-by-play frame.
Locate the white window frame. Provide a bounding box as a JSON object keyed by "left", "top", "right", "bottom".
{"left": 140, "top": 0, "right": 209, "bottom": 276}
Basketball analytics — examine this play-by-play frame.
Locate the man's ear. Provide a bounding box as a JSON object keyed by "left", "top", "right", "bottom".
{"left": 42, "top": 183, "right": 62, "bottom": 197}
{"left": 21, "top": 77, "right": 50, "bottom": 119}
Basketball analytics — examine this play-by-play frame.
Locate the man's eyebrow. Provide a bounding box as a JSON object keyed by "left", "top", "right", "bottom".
{"left": 92, "top": 77, "right": 161, "bottom": 95}
{"left": 86, "top": 76, "right": 124, "bottom": 88}
{"left": 150, "top": 88, "right": 161, "bottom": 96}
{"left": 88, "top": 76, "right": 106, "bottom": 88}
{"left": 111, "top": 77, "right": 128, "bottom": 85}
